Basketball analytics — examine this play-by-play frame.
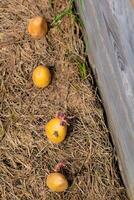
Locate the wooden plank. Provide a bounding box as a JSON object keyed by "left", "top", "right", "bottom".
{"left": 75, "top": 0, "right": 134, "bottom": 199}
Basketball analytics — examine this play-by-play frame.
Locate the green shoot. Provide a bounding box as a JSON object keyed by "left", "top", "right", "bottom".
{"left": 51, "top": 8, "right": 72, "bottom": 26}
{"left": 79, "top": 0, "right": 84, "bottom": 9}
{"left": 79, "top": 62, "right": 87, "bottom": 79}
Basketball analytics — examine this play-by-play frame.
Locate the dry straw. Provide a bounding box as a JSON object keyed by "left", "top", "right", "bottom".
{"left": 0, "top": 0, "right": 127, "bottom": 199}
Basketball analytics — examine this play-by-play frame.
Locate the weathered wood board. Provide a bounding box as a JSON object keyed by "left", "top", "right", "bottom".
{"left": 75, "top": 0, "right": 134, "bottom": 199}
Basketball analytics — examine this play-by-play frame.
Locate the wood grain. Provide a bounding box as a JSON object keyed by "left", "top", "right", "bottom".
{"left": 75, "top": 0, "right": 134, "bottom": 199}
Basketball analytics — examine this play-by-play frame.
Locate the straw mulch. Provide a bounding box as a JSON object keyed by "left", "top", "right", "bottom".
{"left": 0, "top": 0, "right": 128, "bottom": 199}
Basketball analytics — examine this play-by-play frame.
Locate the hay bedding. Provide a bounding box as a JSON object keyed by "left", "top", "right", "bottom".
{"left": 0, "top": 0, "right": 128, "bottom": 199}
